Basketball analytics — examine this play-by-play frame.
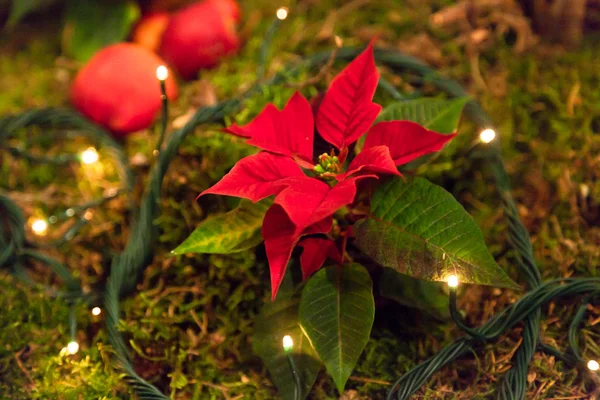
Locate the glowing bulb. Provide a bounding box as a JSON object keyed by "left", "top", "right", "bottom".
{"left": 588, "top": 360, "right": 599, "bottom": 371}
{"left": 447, "top": 275, "right": 459, "bottom": 288}
{"left": 67, "top": 341, "right": 79, "bottom": 355}
{"left": 31, "top": 219, "right": 48, "bottom": 236}
{"left": 282, "top": 335, "right": 294, "bottom": 352}
{"left": 276, "top": 7, "right": 288, "bottom": 20}
{"left": 83, "top": 209, "right": 94, "bottom": 221}
{"left": 156, "top": 65, "right": 168, "bottom": 81}
{"left": 479, "top": 128, "right": 496, "bottom": 144}
{"left": 81, "top": 147, "right": 99, "bottom": 164}
{"left": 91, "top": 307, "right": 101, "bottom": 316}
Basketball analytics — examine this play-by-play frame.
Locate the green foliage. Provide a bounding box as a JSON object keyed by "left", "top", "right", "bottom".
{"left": 173, "top": 199, "right": 269, "bottom": 255}
{"left": 62, "top": 0, "right": 140, "bottom": 62}
{"left": 355, "top": 176, "right": 519, "bottom": 289}
{"left": 299, "top": 264, "right": 375, "bottom": 392}
{"left": 253, "top": 268, "right": 321, "bottom": 400}
{"left": 377, "top": 97, "right": 470, "bottom": 134}
{"left": 6, "top": 0, "right": 58, "bottom": 27}
{"left": 379, "top": 268, "right": 449, "bottom": 319}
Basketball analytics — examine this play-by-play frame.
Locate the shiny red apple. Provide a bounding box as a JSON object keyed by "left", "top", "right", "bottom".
{"left": 131, "top": 12, "right": 171, "bottom": 52}
{"left": 159, "top": 0, "right": 240, "bottom": 79}
{"left": 70, "top": 43, "right": 178, "bottom": 137}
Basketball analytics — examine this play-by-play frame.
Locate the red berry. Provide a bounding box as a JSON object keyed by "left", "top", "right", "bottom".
{"left": 159, "top": 0, "right": 240, "bottom": 80}
{"left": 70, "top": 43, "right": 178, "bottom": 137}
{"left": 131, "top": 12, "right": 171, "bottom": 53}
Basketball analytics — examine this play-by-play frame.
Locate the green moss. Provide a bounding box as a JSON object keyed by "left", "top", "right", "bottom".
{"left": 0, "top": 275, "right": 128, "bottom": 399}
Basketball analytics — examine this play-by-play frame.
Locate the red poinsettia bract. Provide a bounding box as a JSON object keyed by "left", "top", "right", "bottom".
{"left": 199, "top": 43, "right": 456, "bottom": 299}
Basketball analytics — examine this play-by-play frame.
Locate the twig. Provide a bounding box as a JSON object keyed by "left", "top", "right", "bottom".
{"left": 348, "top": 376, "right": 391, "bottom": 385}
{"left": 14, "top": 348, "right": 35, "bottom": 390}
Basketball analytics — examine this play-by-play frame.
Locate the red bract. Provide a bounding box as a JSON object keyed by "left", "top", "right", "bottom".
{"left": 199, "top": 43, "right": 456, "bottom": 299}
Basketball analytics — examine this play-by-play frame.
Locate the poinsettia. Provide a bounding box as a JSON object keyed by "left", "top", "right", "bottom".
{"left": 199, "top": 43, "right": 456, "bottom": 299}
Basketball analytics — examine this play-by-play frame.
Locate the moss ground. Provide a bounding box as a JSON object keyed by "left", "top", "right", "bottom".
{"left": 1, "top": 0, "right": 599, "bottom": 398}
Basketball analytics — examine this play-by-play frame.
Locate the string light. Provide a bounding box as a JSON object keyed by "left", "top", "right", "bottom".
{"left": 276, "top": 7, "right": 288, "bottom": 20}
{"left": 91, "top": 307, "right": 101, "bottom": 316}
{"left": 66, "top": 341, "right": 79, "bottom": 355}
{"left": 588, "top": 360, "right": 599, "bottom": 371}
{"left": 83, "top": 209, "right": 94, "bottom": 221}
{"left": 156, "top": 65, "right": 168, "bottom": 81}
{"left": 81, "top": 147, "right": 99, "bottom": 164}
{"left": 31, "top": 218, "right": 48, "bottom": 236}
{"left": 479, "top": 128, "right": 496, "bottom": 144}
{"left": 282, "top": 335, "right": 294, "bottom": 352}
{"left": 282, "top": 335, "right": 301, "bottom": 398}
{"left": 447, "top": 274, "right": 459, "bottom": 288}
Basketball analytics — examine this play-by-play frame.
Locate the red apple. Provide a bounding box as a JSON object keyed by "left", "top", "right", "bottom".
{"left": 70, "top": 43, "right": 178, "bottom": 137}
{"left": 131, "top": 12, "right": 171, "bottom": 53}
{"left": 159, "top": 0, "right": 240, "bottom": 80}
{"left": 209, "top": 0, "right": 240, "bottom": 23}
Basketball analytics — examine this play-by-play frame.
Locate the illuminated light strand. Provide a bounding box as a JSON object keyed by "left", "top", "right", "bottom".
{"left": 282, "top": 335, "right": 293, "bottom": 352}
{"left": 447, "top": 274, "right": 459, "bottom": 288}
{"left": 479, "top": 128, "right": 496, "bottom": 144}
{"left": 31, "top": 218, "right": 48, "bottom": 236}
{"left": 258, "top": 6, "right": 289, "bottom": 79}
{"left": 282, "top": 335, "right": 301, "bottom": 400}
{"left": 81, "top": 147, "right": 99, "bottom": 164}
{"left": 276, "top": 7, "right": 288, "bottom": 20}
{"left": 588, "top": 360, "right": 599, "bottom": 371}
{"left": 91, "top": 307, "right": 101, "bottom": 316}
{"left": 155, "top": 66, "right": 170, "bottom": 153}
{"left": 67, "top": 341, "right": 79, "bottom": 355}
{"left": 156, "top": 65, "right": 168, "bottom": 81}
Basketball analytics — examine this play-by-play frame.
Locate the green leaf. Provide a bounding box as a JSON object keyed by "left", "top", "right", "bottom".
{"left": 7, "top": 0, "right": 57, "bottom": 27}
{"left": 62, "top": 0, "right": 140, "bottom": 61}
{"left": 172, "top": 200, "right": 269, "bottom": 255}
{"left": 355, "top": 177, "right": 519, "bottom": 289}
{"left": 253, "top": 267, "right": 321, "bottom": 400}
{"left": 379, "top": 268, "right": 448, "bottom": 319}
{"left": 377, "top": 97, "right": 470, "bottom": 134}
{"left": 299, "top": 264, "right": 375, "bottom": 392}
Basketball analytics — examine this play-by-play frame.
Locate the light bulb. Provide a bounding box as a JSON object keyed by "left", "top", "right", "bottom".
{"left": 81, "top": 147, "right": 99, "bottom": 164}
{"left": 91, "top": 307, "right": 101, "bottom": 316}
{"left": 156, "top": 65, "right": 168, "bottom": 81}
{"left": 67, "top": 341, "right": 79, "bottom": 355}
{"left": 31, "top": 218, "right": 48, "bottom": 236}
{"left": 447, "top": 275, "right": 459, "bottom": 288}
{"left": 479, "top": 128, "right": 496, "bottom": 144}
{"left": 588, "top": 360, "right": 599, "bottom": 371}
{"left": 282, "top": 335, "right": 294, "bottom": 352}
{"left": 83, "top": 210, "right": 94, "bottom": 221}
{"left": 276, "top": 7, "right": 288, "bottom": 20}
